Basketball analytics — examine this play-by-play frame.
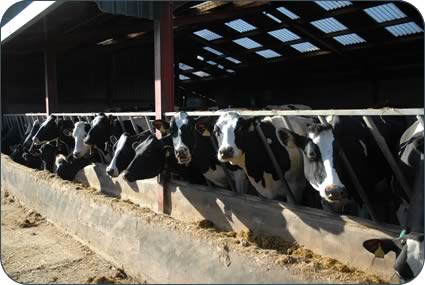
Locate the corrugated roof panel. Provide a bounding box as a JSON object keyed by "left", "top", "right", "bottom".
{"left": 179, "top": 63, "right": 193, "bottom": 70}
{"left": 276, "top": 6, "right": 300, "bottom": 20}
{"left": 268, "top": 28, "right": 300, "bottom": 43}
{"left": 310, "top": 17, "right": 348, "bottom": 33}
{"left": 203, "top": 46, "right": 223, "bottom": 56}
{"left": 385, "top": 22, "right": 423, "bottom": 37}
{"left": 226, "top": 56, "right": 241, "bottom": 64}
{"left": 256, "top": 49, "right": 281, "bottom": 58}
{"left": 333, "top": 33, "right": 366, "bottom": 45}
{"left": 179, "top": 75, "right": 190, "bottom": 80}
{"left": 315, "top": 1, "right": 352, "bottom": 11}
{"left": 225, "top": 19, "right": 257, "bottom": 33}
{"left": 193, "top": 71, "right": 211, "bottom": 77}
{"left": 364, "top": 3, "right": 407, "bottom": 23}
{"left": 233, "top": 37, "right": 262, "bottom": 49}
{"left": 197, "top": 55, "right": 204, "bottom": 61}
{"left": 291, "top": 42, "right": 320, "bottom": 53}
{"left": 262, "top": 11, "right": 282, "bottom": 23}
{"left": 226, "top": 69, "right": 236, "bottom": 73}
{"left": 207, "top": 60, "right": 217, "bottom": 66}
{"left": 193, "top": 29, "right": 223, "bottom": 41}
{"left": 217, "top": 64, "right": 224, "bottom": 69}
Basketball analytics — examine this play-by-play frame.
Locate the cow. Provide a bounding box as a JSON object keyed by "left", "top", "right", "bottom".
{"left": 32, "top": 115, "right": 74, "bottom": 150}
{"left": 153, "top": 112, "right": 251, "bottom": 193}
{"left": 213, "top": 111, "right": 314, "bottom": 202}
{"left": 121, "top": 134, "right": 205, "bottom": 185}
{"left": 72, "top": 121, "right": 91, "bottom": 159}
{"left": 1, "top": 125, "right": 22, "bottom": 155}
{"left": 106, "top": 130, "right": 152, "bottom": 177}
{"left": 284, "top": 116, "right": 407, "bottom": 222}
{"left": 83, "top": 113, "right": 142, "bottom": 163}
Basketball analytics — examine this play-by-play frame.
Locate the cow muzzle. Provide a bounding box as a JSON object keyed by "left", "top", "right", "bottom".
{"left": 218, "top": 147, "right": 234, "bottom": 160}
{"left": 324, "top": 185, "right": 347, "bottom": 202}
{"left": 106, "top": 166, "right": 119, "bottom": 178}
{"left": 175, "top": 147, "right": 191, "bottom": 164}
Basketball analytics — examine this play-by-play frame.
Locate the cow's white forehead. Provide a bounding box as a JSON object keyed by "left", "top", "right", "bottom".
{"left": 116, "top": 134, "right": 129, "bottom": 151}
{"left": 174, "top": 112, "right": 189, "bottom": 129}
{"left": 308, "top": 128, "right": 334, "bottom": 144}
{"left": 73, "top": 122, "right": 88, "bottom": 136}
{"left": 92, "top": 115, "right": 104, "bottom": 126}
{"left": 216, "top": 112, "right": 240, "bottom": 129}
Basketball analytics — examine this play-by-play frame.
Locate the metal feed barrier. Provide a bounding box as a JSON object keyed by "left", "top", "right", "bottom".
{"left": 2, "top": 108, "right": 424, "bottom": 222}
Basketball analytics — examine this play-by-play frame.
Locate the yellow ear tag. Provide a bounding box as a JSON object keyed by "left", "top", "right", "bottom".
{"left": 202, "top": 129, "right": 211, "bottom": 137}
{"left": 374, "top": 243, "right": 385, "bottom": 258}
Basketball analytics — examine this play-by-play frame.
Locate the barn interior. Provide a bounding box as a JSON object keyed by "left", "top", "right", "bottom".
{"left": 1, "top": 1, "right": 424, "bottom": 113}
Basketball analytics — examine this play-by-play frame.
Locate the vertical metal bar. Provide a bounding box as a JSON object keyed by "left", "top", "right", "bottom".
{"left": 416, "top": 115, "right": 424, "bottom": 128}
{"left": 129, "top": 116, "right": 140, "bottom": 134}
{"left": 145, "top": 116, "right": 154, "bottom": 133}
{"left": 85, "top": 116, "right": 91, "bottom": 123}
{"left": 280, "top": 115, "right": 293, "bottom": 130}
{"left": 318, "top": 115, "right": 379, "bottom": 222}
{"left": 255, "top": 121, "right": 295, "bottom": 205}
{"left": 15, "top": 117, "right": 24, "bottom": 137}
{"left": 363, "top": 116, "right": 412, "bottom": 199}
{"left": 117, "top": 116, "right": 125, "bottom": 133}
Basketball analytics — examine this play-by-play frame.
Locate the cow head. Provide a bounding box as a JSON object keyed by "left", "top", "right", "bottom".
{"left": 363, "top": 234, "right": 424, "bottom": 282}
{"left": 32, "top": 115, "right": 59, "bottom": 145}
{"left": 84, "top": 113, "right": 113, "bottom": 148}
{"left": 72, "top": 121, "right": 91, "bottom": 159}
{"left": 106, "top": 132, "right": 148, "bottom": 177}
{"left": 121, "top": 134, "right": 173, "bottom": 182}
{"left": 279, "top": 123, "right": 348, "bottom": 204}
{"left": 214, "top": 112, "right": 254, "bottom": 165}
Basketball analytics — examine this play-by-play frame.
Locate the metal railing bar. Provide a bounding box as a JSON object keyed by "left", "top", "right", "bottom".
{"left": 416, "top": 115, "right": 424, "bottom": 128}
{"left": 128, "top": 116, "right": 140, "bottom": 134}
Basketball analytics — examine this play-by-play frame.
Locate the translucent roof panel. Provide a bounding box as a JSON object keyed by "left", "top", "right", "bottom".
{"left": 225, "top": 19, "right": 257, "bottom": 33}
{"left": 226, "top": 56, "right": 241, "bottom": 64}
{"left": 193, "top": 71, "right": 211, "bottom": 78}
{"left": 256, "top": 49, "right": 282, "bottom": 59}
{"left": 233, "top": 37, "right": 263, "bottom": 49}
{"left": 226, "top": 69, "right": 236, "bottom": 73}
{"left": 276, "top": 6, "right": 300, "bottom": 20}
{"left": 268, "top": 28, "right": 300, "bottom": 43}
{"left": 364, "top": 3, "right": 407, "bottom": 23}
{"left": 193, "top": 29, "right": 222, "bottom": 41}
{"left": 315, "top": 1, "right": 352, "bottom": 11}
{"left": 385, "top": 22, "right": 423, "bottom": 37}
{"left": 310, "top": 17, "right": 348, "bottom": 33}
{"left": 197, "top": 55, "right": 204, "bottom": 61}
{"left": 178, "top": 63, "right": 193, "bottom": 70}
{"left": 207, "top": 60, "right": 217, "bottom": 66}
{"left": 291, "top": 42, "right": 320, "bottom": 53}
{"left": 203, "top": 46, "right": 223, "bottom": 56}
{"left": 262, "top": 11, "right": 282, "bottom": 23}
{"left": 179, "top": 75, "right": 190, "bottom": 81}
{"left": 217, "top": 65, "right": 224, "bottom": 69}
{"left": 333, "top": 33, "right": 366, "bottom": 45}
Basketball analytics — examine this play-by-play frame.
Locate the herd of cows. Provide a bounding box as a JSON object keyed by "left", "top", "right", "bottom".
{"left": 1, "top": 109, "right": 424, "bottom": 281}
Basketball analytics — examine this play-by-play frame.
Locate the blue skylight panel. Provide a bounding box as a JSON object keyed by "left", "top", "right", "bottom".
{"left": 315, "top": 1, "right": 352, "bottom": 11}
{"left": 207, "top": 60, "right": 217, "bottom": 66}
{"left": 291, "top": 42, "right": 320, "bottom": 53}
{"left": 226, "top": 56, "right": 241, "bottom": 64}
{"left": 226, "top": 69, "right": 236, "bottom": 73}
{"left": 262, "top": 11, "right": 282, "bottom": 23}
{"left": 333, "top": 33, "right": 366, "bottom": 46}
{"left": 310, "top": 17, "right": 348, "bottom": 33}
{"left": 203, "top": 46, "right": 223, "bottom": 56}
{"left": 217, "top": 65, "right": 224, "bottom": 69}
{"left": 197, "top": 55, "right": 204, "bottom": 61}
{"left": 179, "top": 63, "right": 193, "bottom": 70}
{"left": 179, "top": 75, "right": 190, "bottom": 80}
{"left": 364, "top": 3, "right": 407, "bottom": 23}
{"left": 268, "top": 28, "right": 300, "bottom": 43}
{"left": 193, "top": 29, "right": 222, "bottom": 41}
{"left": 256, "top": 49, "right": 281, "bottom": 59}
{"left": 233, "top": 37, "right": 262, "bottom": 49}
{"left": 385, "top": 22, "right": 423, "bottom": 37}
{"left": 193, "top": 71, "right": 210, "bottom": 78}
{"left": 276, "top": 6, "right": 300, "bottom": 20}
{"left": 225, "top": 19, "right": 257, "bottom": 33}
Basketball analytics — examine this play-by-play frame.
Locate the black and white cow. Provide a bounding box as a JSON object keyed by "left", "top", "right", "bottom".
{"left": 284, "top": 116, "right": 407, "bottom": 222}
{"left": 1, "top": 125, "right": 22, "bottom": 155}
{"left": 213, "top": 111, "right": 314, "bottom": 201}
{"left": 83, "top": 113, "right": 142, "bottom": 163}
{"left": 122, "top": 134, "right": 205, "bottom": 184}
{"left": 153, "top": 112, "right": 250, "bottom": 193}
{"left": 106, "top": 131, "right": 152, "bottom": 177}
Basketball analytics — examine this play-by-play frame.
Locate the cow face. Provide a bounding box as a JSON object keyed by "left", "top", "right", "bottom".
{"left": 72, "top": 122, "right": 91, "bottom": 159}
{"left": 363, "top": 234, "right": 424, "bottom": 282}
{"left": 285, "top": 123, "right": 347, "bottom": 203}
{"left": 121, "top": 135, "right": 172, "bottom": 182}
{"left": 32, "top": 115, "right": 59, "bottom": 145}
{"left": 214, "top": 112, "right": 253, "bottom": 165}
{"left": 84, "top": 113, "right": 112, "bottom": 147}
{"left": 107, "top": 133, "right": 139, "bottom": 177}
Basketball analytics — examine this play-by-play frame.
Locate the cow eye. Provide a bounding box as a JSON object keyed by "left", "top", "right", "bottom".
{"left": 213, "top": 127, "right": 221, "bottom": 136}
{"left": 305, "top": 142, "right": 319, "bottom": 161}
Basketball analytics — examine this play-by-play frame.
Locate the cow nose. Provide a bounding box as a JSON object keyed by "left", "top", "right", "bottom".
{"left": 219, "top": 147, "right": 234, "bottom": 159}
{"left": 325, "top": 185, "right": 345, "bottom": 200}
{"left": 73, "top": 152, "right": 80, "bottom": 158}
{"left": 176, "top": 147, "right": 189, "bottom": 158}
{"left": 106, "top": 167, "right": 118, "bottom": 177}
{"left": 121, "top": 171, "right": 134, "bottom": 182}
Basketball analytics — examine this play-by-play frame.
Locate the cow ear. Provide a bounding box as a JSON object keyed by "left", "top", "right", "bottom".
{"left": 194, "top": 122, "right": 211, "bottom": 136}
{"left": 277, "top": 128, "right": 305, "bottom": 148}
{"left": 110, "top": 135, "right": 118, "bottom": 145}
{"left": 63, "top": 128, "right": 73, "bottom": 137}
{"left": 362, "top": 239, "right": 395, "bottom": 258}
{"left": 132, "top": 141, "right": 139, "bottom": 150}
{"left": 108, "top": 115, "right": 114, "bottom": 124}
{"left": 152, "top": 120, "right": 169, "bottom": 133}
{"left": 240, "top": 117, "right": 255, "bottom": 132}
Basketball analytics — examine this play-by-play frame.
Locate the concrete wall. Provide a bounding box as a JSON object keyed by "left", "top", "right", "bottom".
{"left": 72, "top": 163, "right": 400, "bottom": 279}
